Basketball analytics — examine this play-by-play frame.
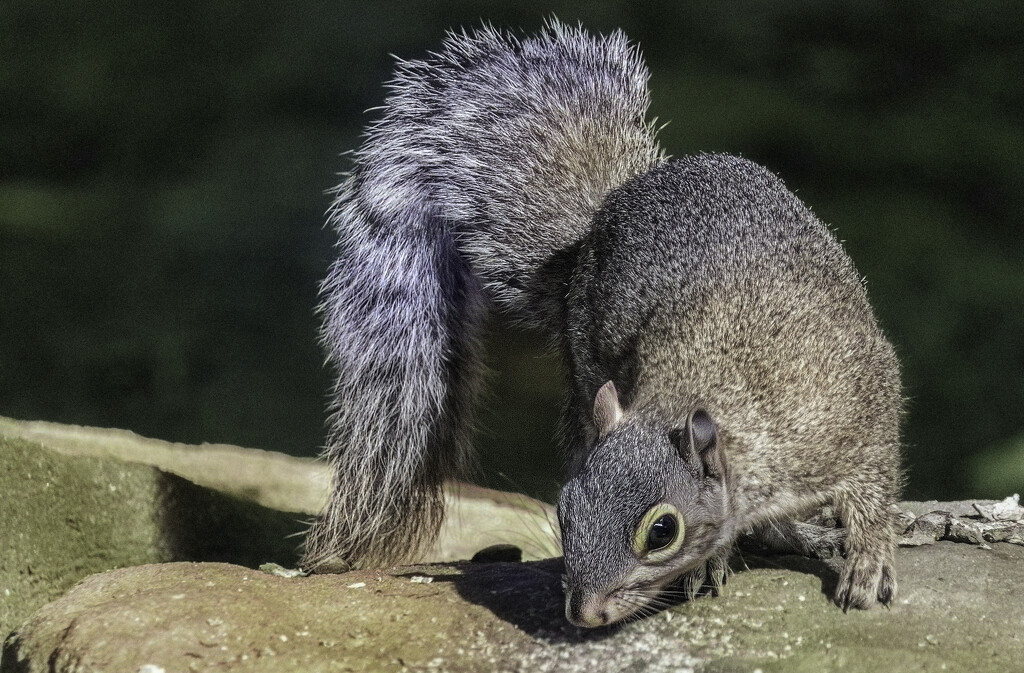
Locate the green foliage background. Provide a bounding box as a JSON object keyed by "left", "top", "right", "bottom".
{"left": 1, "top": 1, "right": 1022, "bottom": 502}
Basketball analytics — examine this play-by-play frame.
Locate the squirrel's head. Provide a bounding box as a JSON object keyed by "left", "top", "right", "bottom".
{"left": 557, "top": 381, "right": 731, "bottom": 628}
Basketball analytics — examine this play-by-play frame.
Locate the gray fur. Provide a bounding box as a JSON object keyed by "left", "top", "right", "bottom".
{"left": 559, "top": 155, "right": 902, "bottom": 624}
{"left": 303, "top": 21, "right": 661, "bottom": 570}
{"left": 307, "top": 22, "right": 902, "bottom": 627}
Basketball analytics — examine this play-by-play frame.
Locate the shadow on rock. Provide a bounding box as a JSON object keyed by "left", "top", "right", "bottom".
{"left": 0, "top": 637, "right": 29, "bottom": 673}
{"left": 447, "top": 546, "right": 845, "bottom": 641}
{"left": 444, "top": 558, "right": 624, "bottom": 644}
{"left": 155, "top": 472, "right": 307, "bottom": 568}
{"left": 733, "top": 541, "right": 844, "bottom": 601}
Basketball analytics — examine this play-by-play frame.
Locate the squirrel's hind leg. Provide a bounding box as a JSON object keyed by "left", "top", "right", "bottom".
{"left": 746, "top": 519, "right": 847, "bottom": 560}
{"left": 831, "top": 479, "right": 899, "bottom": 610}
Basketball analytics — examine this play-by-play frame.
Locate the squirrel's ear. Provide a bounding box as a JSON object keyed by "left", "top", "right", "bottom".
{"left": 593, "top": 380, "right": 623, "bottom": 437}
{"left": 674, "top": 409, "right": 725, "bottom": 479}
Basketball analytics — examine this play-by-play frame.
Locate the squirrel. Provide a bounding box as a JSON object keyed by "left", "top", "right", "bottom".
{"left": 302, "top": 21, "right": 903, "bottom": 628}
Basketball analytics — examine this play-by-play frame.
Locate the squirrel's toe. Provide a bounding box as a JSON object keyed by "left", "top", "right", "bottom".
{"left": 834, "top": 552, "right": 897, "bottom": 610}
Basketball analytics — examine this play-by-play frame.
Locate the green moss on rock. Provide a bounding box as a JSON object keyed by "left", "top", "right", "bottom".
{"left": 0, "top": 436, "right": 168, "bottom": 637}
{"left": 0, "top": 433, "right": 308, "bottom": 640}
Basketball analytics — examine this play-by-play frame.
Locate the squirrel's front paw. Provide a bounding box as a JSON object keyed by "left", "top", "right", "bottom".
{"left": 679, "top": 549, "right": 731, "bottom": 599}
{"left": 834, "top": 552, "right": 896, "bottom": 611}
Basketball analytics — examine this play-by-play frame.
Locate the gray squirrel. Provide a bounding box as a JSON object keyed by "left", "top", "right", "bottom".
{"left": 302, "top": 21, "right": 903, "bottom": 627}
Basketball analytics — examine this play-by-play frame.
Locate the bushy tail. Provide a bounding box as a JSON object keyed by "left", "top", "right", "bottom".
{"left": 301, "top": 190, "right": 486, "bottom": 570}
{"left": 303, "top": 21, "right": 661, "bottom": 570}
{"left": 354, "top": 20, "right": 663, "bottom": 329}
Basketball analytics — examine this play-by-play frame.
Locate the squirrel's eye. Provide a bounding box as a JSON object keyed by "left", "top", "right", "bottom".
{"left": 647, "top": 514, "right": 677, "bottom": 550}
{"left": 632, "top": 503, "right": 686, "bottom": 560}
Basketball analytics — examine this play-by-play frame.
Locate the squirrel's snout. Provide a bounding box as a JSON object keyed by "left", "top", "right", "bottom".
{"left": 565, "top": 590, "right": 614, "bottom": 628}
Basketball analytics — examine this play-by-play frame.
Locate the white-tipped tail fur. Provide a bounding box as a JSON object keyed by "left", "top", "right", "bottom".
{"left": 303, "top": 21, "right": 661, "bottom": 570}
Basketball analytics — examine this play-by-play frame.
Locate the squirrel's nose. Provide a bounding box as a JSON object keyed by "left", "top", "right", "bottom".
{"left": 565, "top": 590, "right": 611, "bottom": 628}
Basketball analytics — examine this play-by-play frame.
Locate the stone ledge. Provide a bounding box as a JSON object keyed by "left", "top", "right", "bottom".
{"left": 0, "top": 417, "right": 557, "bottom": 640}
{"left": 4, "top": 541, "right": 1024, "bottom": 673}
{"left": 3, "top": 416, "right": 1022, "bottom": 672}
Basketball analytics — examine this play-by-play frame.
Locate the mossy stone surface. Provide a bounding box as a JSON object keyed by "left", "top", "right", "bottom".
{"left": 4, "top": 542, "right": 1024, "bottom": 673}
{"left": 4, "top": 416, "right": 1023, "bottom": 671}
{"left": 0, "top": 416, "right": 556, "bottom": 647}
{"left": 0, "top": 436, "right": 168, "bottom": 639}
{"left": 0, "top": 430, "right": 307, "bottom": 640}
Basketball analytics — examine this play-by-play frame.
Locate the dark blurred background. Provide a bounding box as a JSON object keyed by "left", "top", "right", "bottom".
{"left": 1, "top": 1, "right": 1021, "bottom": 503}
